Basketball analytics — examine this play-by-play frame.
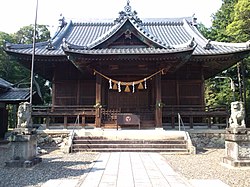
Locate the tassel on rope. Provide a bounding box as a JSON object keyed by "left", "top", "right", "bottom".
{"left": 138, "top": 82, "right": 143, "bottom": 90}
{"left": 132, "top": 82, "right": 135, "bottom": 93}
{"left": 113, "top": 83, "right": 118, "bottom": 90}
{"left": 109, "top": 79, "right": 112, "bottom": 89}
{"left": 125, "top": 84, "right": 130, "bottom": 92}
{"left": 144, "top": 78, "right": 147, "bottom": 89}
{"left": 118, "top": 82, "right": 121, "bottom": 92}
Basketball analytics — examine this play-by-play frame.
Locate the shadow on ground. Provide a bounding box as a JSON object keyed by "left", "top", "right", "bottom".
{"left": 0, "top": 148, "right": 99, "bottom": 187}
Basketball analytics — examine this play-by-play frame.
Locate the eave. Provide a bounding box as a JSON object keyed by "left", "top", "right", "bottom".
{"left": 63, "top": 45, "right": 196, "bottom": 75}
{"left": 191, "top": 49, "right": 250, "bottom": 79}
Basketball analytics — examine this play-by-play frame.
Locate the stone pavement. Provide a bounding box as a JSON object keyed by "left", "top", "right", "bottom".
{"left": 79, "top": 152, "right": 193, "bottom": 187}
{"left": 41, "top": 152, "right": 231, "bottom": 187}
{"left": 42, "top": 152, "right": 193, "bottom": 187}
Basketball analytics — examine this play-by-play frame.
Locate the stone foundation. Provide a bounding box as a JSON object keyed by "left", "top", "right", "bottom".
{"left": 222, "top": 128, "right": 250, "bottom": 167}
{"left": 189, "top": 131, "right": 225, "bottom": 149}
{"left": 5, "top": 134, "right": 42, "bottom": 168}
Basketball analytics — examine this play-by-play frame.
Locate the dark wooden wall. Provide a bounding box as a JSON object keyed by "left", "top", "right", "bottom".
{"left": 54, "top": 80, "right": 96, "bottom": 105}
{"left": 52, "top": 61, "right": 204, "bottom": 107}
{"left": 0, "top": 107, "right": 8, "bottom": 139}
{"left": 162, "top": 80, "right": 203, "bottom": 105}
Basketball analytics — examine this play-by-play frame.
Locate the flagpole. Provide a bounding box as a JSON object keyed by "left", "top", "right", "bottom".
{"left": 30, "top": 0, "right": 39, "bottom": 104}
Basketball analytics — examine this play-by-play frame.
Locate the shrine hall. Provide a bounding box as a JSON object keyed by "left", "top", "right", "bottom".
{"left": 4, "top": 1, "right": 250, "bottom": 129}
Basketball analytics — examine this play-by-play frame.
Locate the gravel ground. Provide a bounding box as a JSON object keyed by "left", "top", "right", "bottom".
{"left": 1, "top": 146, "right": 250, "bottom": 187}
{"left": 163, "top": 149, "right": 250, "bottom": 187}
{"left": 0, "top": 146, "right": 98, "bottom": 187}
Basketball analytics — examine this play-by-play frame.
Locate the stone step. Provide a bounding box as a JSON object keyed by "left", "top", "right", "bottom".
{"left": 72, "top": 133, "right": 190, "bottom": 153}
{"left": 73, "top": 139, "right": 187, "bottom": 144}
{"left": 74, "top": 136, "right": 185, "bottom": 141}
{"left": 72, "top": 143, "right": 187, "bottom": 149}
{"left": 72, "top": 148, "right": 189, "bottom": 153}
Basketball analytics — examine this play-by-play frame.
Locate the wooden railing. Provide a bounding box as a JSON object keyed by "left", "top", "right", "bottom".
{"left": 32, "top": 105, "right": 96, "bottom": 128}
{"left": 162, "top": 105, "right": 229, "bottom": 128}
{"left": 32, "top": 105, "right": 229, "bottom": 129}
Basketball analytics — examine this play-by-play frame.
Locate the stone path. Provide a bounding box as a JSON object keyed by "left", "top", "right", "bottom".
{"left": 42, "top": 152, "right": 230, "bottom": 187}
{"left": 42, "top": 152, "right": 193, "bottom": 187}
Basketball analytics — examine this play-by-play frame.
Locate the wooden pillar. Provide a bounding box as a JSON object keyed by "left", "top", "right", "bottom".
{"left": 82, "top": 116, "right": 86, "bottom": 126}
{"left": 0, "top": 104, "right": 8, "bottom": 139}
{"left": 95, "top": 74, "right": 102, "bottom": 128}
{"left": 45, "top": 116, "right": 50, "bottom": 129}
{"left": 64, "top": 116, "right": 67, "bottom": 129}
{"left": 171, "top": 115, "right": 175, "bottom": 129}
{"left": 155, "top": 73, "right": 162, "bottom": 128}
{"left": 77, "top": 80, "right": 80, "bottom": 105}
{"left": 51, "top": 74, "right": 56, "bottom": 112}
{"left": 190, "top": 116, "right": 193, "bottom": 129}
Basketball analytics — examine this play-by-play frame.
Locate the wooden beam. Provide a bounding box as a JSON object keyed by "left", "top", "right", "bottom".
{"left": 95, "top": 74, "right": 102, "bottom": 128}
{"left": 155, "top": 73, "right": 162, "bottom": 128}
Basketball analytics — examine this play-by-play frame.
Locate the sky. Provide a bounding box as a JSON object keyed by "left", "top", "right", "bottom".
{"left": 0, "top": 0, "right": 222, "bottom": 35}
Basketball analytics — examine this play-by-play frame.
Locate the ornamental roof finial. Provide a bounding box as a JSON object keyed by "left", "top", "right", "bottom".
{"left": 125, "top": 0, "right": 131, "bottom": 12}
{"left": 114, "top": 0, "right": 142, "bottom": 23}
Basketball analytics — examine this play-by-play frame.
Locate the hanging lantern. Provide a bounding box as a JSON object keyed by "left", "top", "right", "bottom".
{"left": 109, "top": 79, "right": 112, "bottom": 89}
{"left": 144, "top": 78, "right": 147, "bottom": 89}
{"left": 125, "top": 84, "right": 130, "bottom": 92}
{"left": 138, "top": 82, "right": 144, "bottom": 90}
{"left": 113, "top": 83, "right": 118, "bottom": 90}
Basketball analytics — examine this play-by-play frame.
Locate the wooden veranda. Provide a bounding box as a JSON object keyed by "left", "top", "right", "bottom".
{"left": 32, "top": 105, "right": 229, "bottom": 129}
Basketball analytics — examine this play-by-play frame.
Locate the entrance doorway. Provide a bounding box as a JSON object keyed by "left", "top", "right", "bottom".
{"left": 108, "top": 90, "right": 149, "bottom": 112}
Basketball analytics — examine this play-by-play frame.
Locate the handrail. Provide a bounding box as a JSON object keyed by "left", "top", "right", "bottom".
{"left": 178, "top": 113, "right": 186, "bottom": 131}
{"left": 70, "top": 114, "right": 79, "bottom": 153}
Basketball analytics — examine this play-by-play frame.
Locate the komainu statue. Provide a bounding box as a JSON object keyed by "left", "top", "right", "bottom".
{"left": 229, "top": 101, "right": 246, "bottom": 128}
{"left": 17, "top": 102, "right": 32, "bottom": 129}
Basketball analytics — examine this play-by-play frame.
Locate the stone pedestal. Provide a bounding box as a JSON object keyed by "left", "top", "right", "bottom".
{"left": 5, "top": 134, "right": 42, "bottom": 168}
{"left": 222, "top": 128, "right": 250, "bottom": 167}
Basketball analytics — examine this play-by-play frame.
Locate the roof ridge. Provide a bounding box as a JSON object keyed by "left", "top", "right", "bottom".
{"left": 3, "top": 41, "right": 48, "bottom": 50}
{"left": 210, "top": 40, "right": 250, "bottom": 48}
{"left": 182, "top": 19, "right": 208, "bottom": 47}
{"left": 142, "top": 21, "right": 183, "bottom": 26}
{"left": 73, "top": 22, "right": 114, "bottom": 26}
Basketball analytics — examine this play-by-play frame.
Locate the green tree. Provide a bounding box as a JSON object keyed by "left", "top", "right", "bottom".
{"left": 13, "top": 25, "right": 52, "bottom": 104}
{"left": 1, "top": 25, "right": 52, "bottom": 104}
{"left": 0, "top": 32, "right": 29, "bottom": 83}
{"left": 226, "top": 0, "right": 250, "bottom": 42}
{"left": 14, "top": 24, "right": 50, "bottom": 44}
{"left": 201, "top": 0, "right": 250, "bottom": 125}
{"left": 209, "top": 0, "right": 237, "bottom": 42}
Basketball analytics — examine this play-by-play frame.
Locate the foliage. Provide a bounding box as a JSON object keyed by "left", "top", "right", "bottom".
{"left": 14, "top": 24, "right": 50, "bottom": 44}
{"left": 209, "top": 0, "right": 237, "bottom": 42}
{"left": 199, "top": 0, "right": 250, "bottom": 123}
{"left": 226, "top": 0, "right": 250, "bottom": 42}
{"left": 0, "top": 25, "right": 52, "bottom": 128}
{"left": 13, "top": 24, "right": 52, "bottom": 104}
{"left": 0, "top": 32, "right": 30, "bottom": 83}
{"left": 1, "top": 25, "right": 52, "bottom": 104}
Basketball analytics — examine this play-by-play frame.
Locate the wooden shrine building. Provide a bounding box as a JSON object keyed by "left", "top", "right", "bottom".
{"left": 4, "top": 2, "right": 250, "bottom": 129}
{"left": 0, "top": 78, "right": 41, "bottom": 138}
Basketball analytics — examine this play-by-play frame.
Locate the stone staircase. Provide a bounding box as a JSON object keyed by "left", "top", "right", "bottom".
{"left": 71, "top": 130, "right": 194, "bottom": 154}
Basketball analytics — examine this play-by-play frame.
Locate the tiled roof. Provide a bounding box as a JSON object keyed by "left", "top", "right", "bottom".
{"left": 64, "top": 46, "right": 195, "bottom": 55}
{"left": 0, "top": 88, "right": 30, "bottom": 102}
{"left": 3, "top": 3, "right": 250, "bottom": 57}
